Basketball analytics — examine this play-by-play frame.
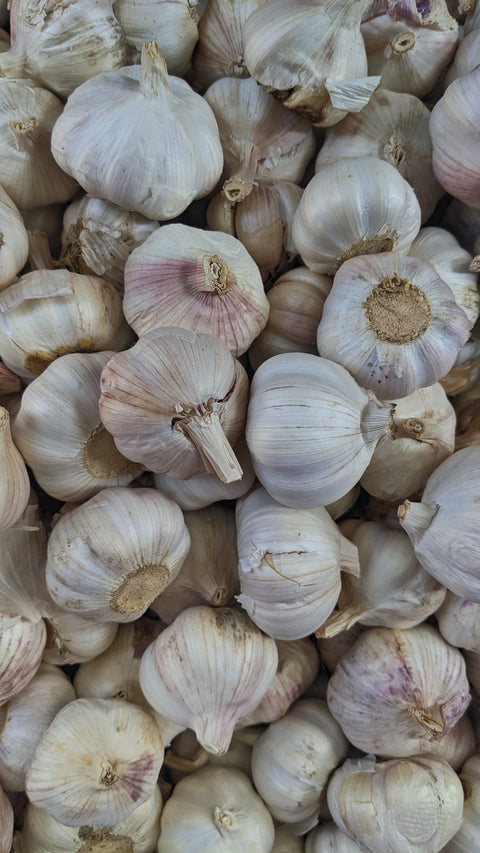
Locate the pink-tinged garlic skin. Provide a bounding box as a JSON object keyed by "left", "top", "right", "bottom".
{"left": 326, "top": 624, "right": 471, "bottom": 758}
{"left": 0, "top": 614, "right": 46, "bottom": 706}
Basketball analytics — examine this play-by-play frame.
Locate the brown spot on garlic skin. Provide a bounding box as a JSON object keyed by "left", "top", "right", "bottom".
{"left": 43, "top": 618, "right": 75, "bottom": 665}
{"left": 82, "top": 423, "right": 143, "bottom": 479}
{"left": 24, "top": 340, "right": 97, "bottom": 375}
{"left": 110, "top": 564, "right": 170, "bottom": 614}
{"left": 78, "top": 825, "right": 134, "bottom": 853}
{"left": 363, "top": 274, "right": 432, "bottom": 344}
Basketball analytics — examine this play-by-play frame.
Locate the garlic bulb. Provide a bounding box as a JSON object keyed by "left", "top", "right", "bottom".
{"left": 316, "top": 252, "right": 472, "bottom": 399}
{"left": 157, "top": 766, "right": 275, "bottom": 852}
{"left": 430, "top": 67, "right": 480, "bottom": 209}
{"left": 0, "top": 184, "right": 29, "bottom": 292}
{"left": 316, "top": 623, "right": 365, "bottom": 672}
{"left": 327, "top": 755, "right": 464, "bottom": 853}
{"left": 398, "top": 447, "right": 480, "bottom": 601}
{"left": 243, "top": 0, "right": 379, "bottom": 126}
{"left": 59, "top": 194, "right": 160, "bottom": 291}
{"left": 441, "top": 753, "right": 480, "bottom": 853}
{"left": 248, "top": 267, "right": 332, "bottom": 370}
{"left": 19, "top": 204, "right": 64, "bottom": 256}
{"left": 0, "top": 268, "right": 134, "bottom": 383}
{"left": 139, "top": 605, "right": 278, "bottom": 755}
{"left": 246, "top": 352, "right": 392, "bottom": 508}
{"left": 163, "top": 725, "right": 263, "bottom": 784}
{"left": 113, "top": 0, "right": 199, "bottom": 75}
{"left": 0, "top": 662, "right": 75, "bottom": 791}
{"left": 437, "top": 593, "right": 480, "bottom": 653}
{"left": 0, "top": 613, "right": 46, "bottom": 706}
{"left": 306, "top": 822, "right": 365, "bottom": 852}
{"left": 292, "top": 158, "right": 421, "bottom": 275}
{"left": 454, "top": 381, "right": 480, "bottom": 450}
{"left": 0, "top": 407, "right": 29, "bottom": 531}
{"left": 236, "top": 486, "right": 360, "bottom": 640}
{"left": 0, "top": 784, "right": 12, "bottom": 853}
{"left": 204, "top": 76, "right": 316, "bottom": 202}
{"left": 46, "top": 487, "right": 190, "bottom": 622}
{"left": 0, "top": 504, "right": 50, "bottom": 623}
{"left": 0, "top": 364, "right": 20, "bottom": 396}
{"left": 0, "top": 0, "right": 127, "bottom": 99}
{"left": 326, "top": 623, "right": 471, "bottom": 758}
{"left": 317, "top": 521, "right": 445, "bottom": 637}
{"left": 360, "top": 383, "right": 456, "bottom": 501}
{"left": 12, "top": 352, "right": 144, "bottom": 503}
{"left": 20, "top": 787, "right": 163, "bottom": 853}
{"left": 444, "top": 28, "right": 480, "bottom": 88}
{"left": 25, "top": 698, "right": 164, "bottom": 827}
{"left": 150, "top": 504, "right": 239, "bottom": 623}
{"left": 251, "top": 698, "right": 349, "bottom": 832}
{"left": 123, "top": 224, "right": 269, "bottom": 357}
{"left": 43, "top": 602, "right": 119, "bottom": 666}
{"left": 99, "top": 327, "right": 248, "bottom": 484}
{"left": 315, "top": 89, "right": 443, "bottom": 223}
{"left": 51, "top": 42, "right": 223, "bottom": 221}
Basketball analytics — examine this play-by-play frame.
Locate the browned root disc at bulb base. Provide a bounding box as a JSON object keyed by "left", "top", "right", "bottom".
{"left": 363, "top": 274, "right": 432, "bottom": 344}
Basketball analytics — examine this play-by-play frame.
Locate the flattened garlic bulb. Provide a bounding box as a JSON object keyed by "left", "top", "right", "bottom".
{"left": 99, "top": 327, "right": 248, "bottom": 484}
{"left": 25, "top": 698, "right": 164, "bottom": 827}
{"left": 292, "top": 158, "right": 421, "bottom": 275}
{"left": 327, "top": 755, "right": 464, "bottom": 853}
{"left": 316, "top": 252, "right": 472, "bottom": 399}
{"left": 123, "top": 223, "right": 269, "bottom": 357}
{"left": 51, "top": 42, "right": 223, "bottom": 221}
{"left": 157, "top": 766, "right": 274, "bottom": 852}
{"left": 0, "top": 406, "right": 30, "bottom": 531}
{"left": 326, "top": 624, "right": 471, "bottom": 758}
{"left": 46, "top": 487, "right": 190, "bottom": 622}
{"left": 139, "top": 606, "right": 278, "bottom": 755}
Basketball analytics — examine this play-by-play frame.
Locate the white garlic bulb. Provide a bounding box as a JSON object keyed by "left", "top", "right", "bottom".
{"left": 306, "top": 822, "right": 364, "bottom": 852}
{"left": 113, "top": 0, "right": 199, "bottom": 75}
{"left": 444, "top": 27, "right": 480, "bottom": 88}
{"left": 0, "top": 613, "right": 46, "bottom": 706}
{"left": 327, "top": 754, "right": 464, "bottom": 853}
{"left": 51, "top": 42, "right": 223, "bottom": 221}
{"left": 441, "top": 753, "right": 480, "bottom": 853}
{"left": 42, "top": 602, "right": 119, "bottom": 666}
{"left": 0, "top": 504, "right": 50, "bottom": 623}
{"left": 236, "top": 486, "right": 360, "bottom": 640}
{"left": 326, "top": 623, "right": 471, "bottom": 758}
{"left": 292, "top": 157, "right": 421, "bottom": 274}
{"left": 0, "top": 406, "right": 30, "bottom": 531}
{"left": 157, "top": 766, "right": 274, "bottom": 852}
{"left": 437, "top": 592, "right": 480, "bottom": 653}
{"left": 25, "top": 698, "right": 164, "bottom": 827}
{"left": 0, "top": 184, "right": 29, "bottom": 293}
{"left": 139, "top": 606, "right": 278, "bottom": 755}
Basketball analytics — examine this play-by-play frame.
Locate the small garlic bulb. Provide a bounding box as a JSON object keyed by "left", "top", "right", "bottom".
{"left": 316, "top": 252, "right": 472, "bottom": 399}
{"left": 437, "top": 592, "right": 480, "bottom": 653}
{"left": 25, "top": 698, "right": 164, "bottom": 827}
{"left": 51, "top": 42, "right": 223, "bottom": 221}
{"left": 326, "top": 623, "right": 471, "bottom": 758}
{"left": 99, "top": 327, "right": 248, "bottom": 484}
{"left": 292, "top": 158, "right": 421, "bottom": 275}
{"left": 157, "top": 766, "right": 275, "bottom": 852}
{"left": 122, "top": 223, "right": 269, "bottom": 357}
{"left": 0, "top": 407, "right": 30, "bottom": 531}
{"left": 113, "top": 0, "right": 199, "bottom": 75}
{"left": 236, "top": 486, "right": 360, "bottom": 640}
{"left": 46, "top": 487, "right": 191, "bottom": 622}
{"left": 0, "top": 613, "right": 46, "bottom": 706}
{"left": 327, "top": 755, "right": 464, "bottom": 853}
{"left": 42, "top": 602, "right": 119, "bottom": 666}
{"left": 0, "top": 184, "right": 29, "bottom": 292}
{"left": 139, "top": 606, "right": 278, "bottom": 755}
{"left": 306, "top": 822, "right": 365, "bottom": 852}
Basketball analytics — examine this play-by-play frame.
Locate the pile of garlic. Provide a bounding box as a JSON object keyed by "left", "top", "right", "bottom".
{"left": 0, "top": 0, "right": 480, "bottom": 851}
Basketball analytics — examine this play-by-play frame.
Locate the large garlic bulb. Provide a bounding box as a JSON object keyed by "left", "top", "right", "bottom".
{"left": 327, "top": 755, "right": 464, "bottom": 853}
{"left": 0, "top": 406, "right": 30, "bottom": 531}
{"left": 245, "top": 352, "right": 392, "bottom": 508}
{"left": 51, "top": 42, "right": 223, "bottom": 221}
{"left": 99, "top": 327, "right": 249, "bottom": 484}
{"left": 326, "top": 624, "right": 471, "bottom": 758}
{"left": 236, "top": 486, "right": 360, "bottom": 640}
{"left": 292, "top": 157, "right": 421, "bottom": 274}
{"left": 139, "top": 606, "right": 278, "bottom": 755}
{"left": 113, "top": 0, "right": 199, "bottom": 75}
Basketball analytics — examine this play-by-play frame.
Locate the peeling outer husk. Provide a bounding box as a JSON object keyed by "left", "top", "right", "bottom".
{"left": 251, "top": 698, "right": 349, "bottom": 832}
{"left": 19, "top": 787, "right": 163, "bottom": 853}
{"left": 326, "top": 623, "right": 471, "bottom": 758}
{"left": 236, "top": 486, "right": 360, "bottom": 640}
{"left": 316, "top": 252, "right": 472, "bottom": 400}
{"left": 360, "top": 384, "right": 456, "bottom": 501}
{"left": 122, "top": 223, "right": 269, "bottom": 358}
{"left": 315, "top": 89, "right": 443, "bottom": 223}
{"left": 0, "top": 784, "right": 13, "bottom": 853}
{"left": 0, "top": 184, "right": 29, "bottom": 293}
{"left": 0, "top": 0, "right": 127, "bottom": 99}
{"left": 99, "top": 327, "right": 248, "bottom": 484}
{"left": 46, "top": 487, "right": 191, "bottom": 622}
{"left": 242, "top": 0, "right": 378, "bottom": 127}
{"left": 11, "top": 352, "right": 144, "bottom": 503}
{"left": 204, "top": 76, "right": 316, "bottom": 202}
{"left": 0, "top": 613, "right": 46, "bottom": 706}
{"left": 42, "top": 602, "right": 119, "bottom": 666}
{"left": 437, "top": 592, "right": 480, "bottom": 653}
{"left": 113, "top": 0, "right": 199, "bottom": 75}
{"left": 326, "top": 754, "right": 464, "bottom": 853}
{"left": 0, "top": 407, "right": 30, "bottom": 531}
{"left": 305, "top": 821, "right": 367, "bottom": 851}
{"left": 398, "top": 447, "right": 480, "bottom": 600}
{"left": 139, "top": 605, "right": 278, "bottom": 755}
{"left": 317, "top": 521, "right": 445, "bottom": 638}
{"left": 0, "top": 504, "right": 51, "bottom": 623}
{"left": 150, "top": 503, "right": 239, "bottom": 623}
{"left": 292, "top": 157, "right": 421, "bottom": 275}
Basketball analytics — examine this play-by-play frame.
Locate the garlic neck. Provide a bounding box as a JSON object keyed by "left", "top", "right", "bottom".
{"left": 398, "top": 499, "right": 439, "bottom": 541}
{"left": 361, "top": 398, "right": 392, "bottom": 449}
{"left": 411, "top": 704, "right": 445, "bottom": 740}
{"left": 202, "top": 254, "right": 230, "bottom": 294}
{"left": 9, "top": 116, "right": 37, "bottom": 152}
{"left": 173, "top": 403, "right": 242, "bottom": 483}
{"left": 222, "top": 143, "right": 260, "bottom": 203}
{"left": 139, "top": 40, "right": 170, "bottom": 98}
{"left": 214, "top": 806, "right": 239, "bottom": 832}
{"left": 389, "top": 407, "right": 425, "bottom": 441}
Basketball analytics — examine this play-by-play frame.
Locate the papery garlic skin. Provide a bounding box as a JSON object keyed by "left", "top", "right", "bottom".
{"left": 0, "top": 184, "right": 29, "bottom": 292}
{"left": 42, "top": 603, "right": 119, "bottom": 666}
{"left": 0, "top": 613, "right": 46, "bottom": 706}
{"left": 113, "top": 0, "right": 198, "bottom": 75}
{"left": 157, "top": 766, "right": 274, "bottom": 853}
{"left": 444, "top": 28, "right": 480, "bottom": 89}
{"left": 327, "top": 755, "right": 464, "bottom": 853}
{"left": 441, "top": 754, "right": 480, "bottom": 853}
{"left": 326, "top": 624, "right": 471, "bottom": 758}
{"left": 0, "top": 505, "right": 50, "bottom": 622}
{"left": 306, "top": 822, "right": 364, "bottom": 851}
{"left": 437, "top": 592, "right": 480, "bottom": 653}
{"left": 139, "top": 606, "right": 278, "bottom": 755}
{"left": 25, "top": 698, "right": 164, "bottom": 827}
{"left": 51, "top": 42, "right": 223, "bottom": 221}
{"left": 292, "top": 158, "right": 421, "bottom": 275}
{"left": 0, "top": 784, "right": 13, "bottom": 853}
{"left": 0, "top": 406, "right": 30, "bottom": 531}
